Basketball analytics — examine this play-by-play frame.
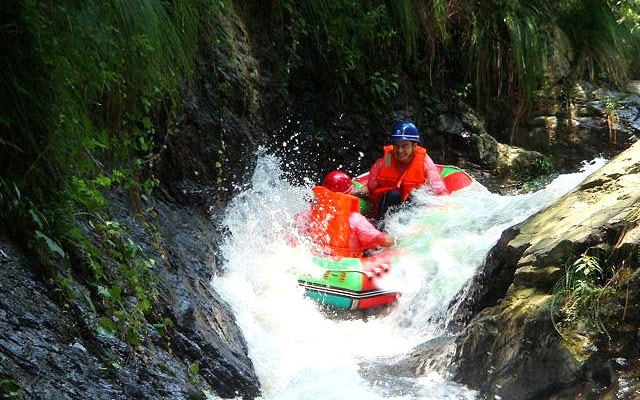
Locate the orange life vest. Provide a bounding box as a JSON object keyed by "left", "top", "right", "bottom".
{"left": 307, "top": 186, "right": 365, "bottom": 258}
{"left": 372, "top": 145, "right": 427, "bottom": 206}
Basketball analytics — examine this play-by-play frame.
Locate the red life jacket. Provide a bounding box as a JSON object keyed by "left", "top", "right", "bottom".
{"left": 307, "top": 186, "right": 365, "bottom": 258}
{"left": 372, "top": 145, "right": 427, "bottom": 207}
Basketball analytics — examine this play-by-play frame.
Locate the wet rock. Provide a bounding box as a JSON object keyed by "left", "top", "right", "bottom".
{"left": 527, "top": 116, "right": 558, "bottom": 129}
{"left": 436, "top": 114, "right": 464, "bottom": 134}
{"left": 543, "top": 27, "right": 574, "bottom": 84}
{"left": 572, "top": 81, "right": 595, "bottom": 101}
{"left": 433, "top": 102, "right": 500, "bottom": 168}
{"left": 0, "top": 239, "right": 192, "bottom": 400}
{"left": 512, "top": 81, "right": 639, "bottom": 173}
{"left": 471, "top": 132, "right": 499, "bottom": 168}
{"left": 627, "top": 81, "right": 640, "bottom": 96}
{"left": 495, "top": 143, "right": 546, "bottom": 178}
{"left": 512, "top": 265, "right": 563, "bottom": 290}
{"left": 453, "top": 294, "right": 587, "bottom": 400}
{"left": 112, "top": 195, "right": 261, "bottom": 398}
{"left": 0, "top": 193, "right": 261, "bottom": 400}
{"left": 446, "top": 140, "right": 640, "bottom": 399}
{"left": 403, "top": 335, "right": 458, "bottom": 376}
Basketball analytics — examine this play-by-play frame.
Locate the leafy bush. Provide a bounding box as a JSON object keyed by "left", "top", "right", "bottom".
{"left": 272, "top": 0, "right": 639, "bottom": 112}
{"left": 0, "top": 0, "right": 225, "bottom": 348}
{"left": 551, "top": 249, "right": 624, "bottom": 338}
{"left": 513, "top": 155, "right": 555, "bottom": 192}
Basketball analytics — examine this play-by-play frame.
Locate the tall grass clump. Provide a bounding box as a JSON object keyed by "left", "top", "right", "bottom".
{"left": 1, "top": 0, "right": 231, "bottom": 348}
{"left": 550, "top": 247, "right": 635, "bottom": 339}
{"left": 0, "top": 0, "right": 234, "bottom": 328}
{"left": 456, "top": 0, "right": 550, "bottom": 102}
{"left": 0, "top": 0, "right": 208, "bottom": 248}
{"left": 272, "top": 0, "right": 639, "bottom": 118}
{"left": 272, "top": 0, "right": 400, "bottom": 110}
{"left": 559, "top": 0, "right": 639, "bottom": 85}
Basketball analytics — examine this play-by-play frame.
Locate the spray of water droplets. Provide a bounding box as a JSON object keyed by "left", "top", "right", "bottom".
{"left": 212, "top": 150, "right": 606, "bottom": 399}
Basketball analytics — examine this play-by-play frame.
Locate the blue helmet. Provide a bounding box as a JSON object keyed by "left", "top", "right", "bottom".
{"left": 391, "top": 120, "right": 420, "bottom": 142}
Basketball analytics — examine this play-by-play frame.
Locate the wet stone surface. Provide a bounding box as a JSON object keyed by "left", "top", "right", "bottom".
{"left": 0, "top": 192, "right": 261, "bottom": 399}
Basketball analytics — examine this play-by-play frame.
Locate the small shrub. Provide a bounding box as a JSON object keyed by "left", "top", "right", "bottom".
{"left": 551, "top": 249, "right": 621, "bottom": 338}
{"left": 514, "top": 156, "right": 555, "bottom": 191}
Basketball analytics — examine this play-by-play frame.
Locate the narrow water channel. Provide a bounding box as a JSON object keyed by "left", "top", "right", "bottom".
{"left": 212, "top": 152, "right": 605, "bottom": 400}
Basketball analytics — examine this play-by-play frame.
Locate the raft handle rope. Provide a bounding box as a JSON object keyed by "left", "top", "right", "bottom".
{"left": 323, "top": 269, "right": 373, "bottom": 281}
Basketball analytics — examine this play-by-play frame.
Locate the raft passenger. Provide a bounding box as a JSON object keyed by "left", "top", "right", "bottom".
{"left": 295, "top": 170, "right": 394, "bottom": 258}
{"left": 351, "top": 120, "right": 447, "bottom": 219}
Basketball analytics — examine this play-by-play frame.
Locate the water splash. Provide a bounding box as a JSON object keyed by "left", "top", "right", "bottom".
{"left": 212, "top": 154, "right": 606, "bottom": 399}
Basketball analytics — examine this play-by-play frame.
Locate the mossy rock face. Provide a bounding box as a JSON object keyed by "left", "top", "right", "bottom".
{"left": 495, "top": 142, "right": 547, "bottom": 179}
{"left": 512, "top": 265, "right": 564, "bottom": 289}
{"left": 0, "top": 197, "right": 262, "bottom": 400}
{"left": 542, "top": 26, "right": 575, "bottom": 84}
{"left": 433, "top": 102, "right": 501, "bottom": 168}
{"left": 452, "top": 295, "right": 590, "bottom": 400}
{"left": 447, "top": 141, "right": 640, "bottom": 399}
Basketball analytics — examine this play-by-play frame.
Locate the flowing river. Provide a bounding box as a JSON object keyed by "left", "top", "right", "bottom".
{"left": 211, "top": 151, "right": 605, "bottom": 400}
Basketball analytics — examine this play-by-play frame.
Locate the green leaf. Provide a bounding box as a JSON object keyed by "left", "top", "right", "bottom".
{"left": 97, "top": 318, "right": 116, "bottom": 339}
{"left": 138, "top": 136, "right": 148, "bottom": 151}
{"left": 94, "top": 175, "right": 112, "bottom": 187}
{"left": 109, "top": 285, "right": 122, "bottom": 302}
{"left": 29, "top": 209, "right": 43, "bottom": 229}
{"left": 0, "top": 136, "right": 23, "bottom": 153}
{"left": 139, "top": 298, "right": 151, "bottom": 313}
{"left": 98, "top": 285, "right": 111, "bottom": 299}
{"left": 82, "top": 291, "right": 96, "bottom": 314}
{"left": 125, "top": 326, "right": 140, "bottom": 346}
{"left": 142, "top": 99, "right": 151, "bottom": 114}
{"left": 0, "top": 377, "right": 20, "bottom": 397}
{"left": 34, "top": 230, "right": 66, "bottom": 258}
{"left": 189, "top": 361, "right": 199, "bottom": 375}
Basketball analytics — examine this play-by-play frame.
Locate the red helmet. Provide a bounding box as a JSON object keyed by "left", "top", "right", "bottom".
{"left": 322, "top": 170, "right": 353, "bottom": 193}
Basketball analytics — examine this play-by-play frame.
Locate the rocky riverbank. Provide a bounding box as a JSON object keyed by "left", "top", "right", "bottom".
{"left": 0, "top": 195, "right": 260, "bottom": 399}
{"left": 406, "top": 140, "right": 640, "bottom": 399}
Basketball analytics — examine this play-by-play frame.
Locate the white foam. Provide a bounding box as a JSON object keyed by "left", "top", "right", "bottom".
{"left": 212, "top": 154, "right": 606, "bottom": 399}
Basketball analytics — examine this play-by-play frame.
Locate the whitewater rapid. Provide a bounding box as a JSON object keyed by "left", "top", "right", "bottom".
{"left": 211, "top": 153, "right": 605, "bottom": 400}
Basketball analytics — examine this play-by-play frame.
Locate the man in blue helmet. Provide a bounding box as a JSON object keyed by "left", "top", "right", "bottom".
{"left": 351, "top": 120, "right": 447, "bottom": 219}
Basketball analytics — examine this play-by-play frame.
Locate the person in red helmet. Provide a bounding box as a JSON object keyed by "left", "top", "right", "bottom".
{"left": 293, "top": 170, "right": 394, "bottom": 258}
{"left": 322, "top": 170, "right": 353, "bottom": 194}
{"left": 351, "top": 120, "right": 447, "bottom": 219}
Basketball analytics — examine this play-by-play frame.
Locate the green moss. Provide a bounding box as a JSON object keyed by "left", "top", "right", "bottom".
{"left": 0, "top": 375, "right": 21, "bottom": 398}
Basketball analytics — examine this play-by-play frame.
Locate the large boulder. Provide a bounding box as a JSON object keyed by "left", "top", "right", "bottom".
{"left": 0, "top": 195, "right": 261, "bottom": 400}
{"left": 446, "top": 140, "right": 640, "bottom": 399}
{"left": 433, "top": 101, "right": 500, "bottom": 168}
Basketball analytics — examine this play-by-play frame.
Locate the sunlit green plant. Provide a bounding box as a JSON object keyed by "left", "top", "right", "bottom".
{"left": 614, "top": 0, "right": 640, "bottom": 32}
{"left": 90, "top": 218, "right": 160, "bottom": 347}
{"left": 551, "top": 249, "right": 618, "bottom": 337}
{"left": 604, "top": 97, "right": 619, "bottom": 144}
{"left": 367, "top": 72, "right": 399, "bottom": 116}
{"left": 188, "top": 362, "right": 200, "bottom": 385}
{"left": 513, "top": 156, "right": 555, "bottom": 192}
